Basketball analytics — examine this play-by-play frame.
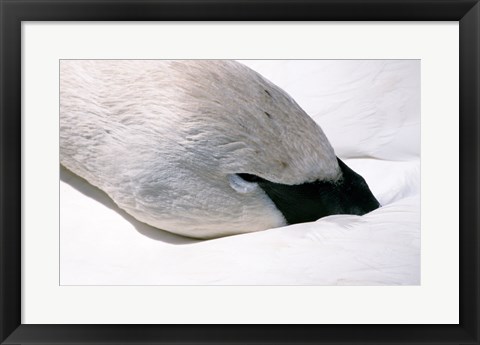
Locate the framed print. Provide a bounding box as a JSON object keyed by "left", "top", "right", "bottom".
{"left": 1, "top": 0, "right": 479, "bottom": 344}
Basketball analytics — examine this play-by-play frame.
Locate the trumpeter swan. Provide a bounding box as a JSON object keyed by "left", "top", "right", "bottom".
{"left": 60, "top": 60, "right": 379, "bottom": 239}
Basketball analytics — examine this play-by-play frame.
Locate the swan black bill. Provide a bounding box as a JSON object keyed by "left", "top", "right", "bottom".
{"left": 239, "top": 157, "right": 380, "bottom": 225}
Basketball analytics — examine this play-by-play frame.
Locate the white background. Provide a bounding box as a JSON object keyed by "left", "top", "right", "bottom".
{"left": 23, "top": 22, "right": 458, "bottom": 324}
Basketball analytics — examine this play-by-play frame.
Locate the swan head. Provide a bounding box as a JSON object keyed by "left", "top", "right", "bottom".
{"left": 60, "top": 60, "right": 380, "bottom": 239}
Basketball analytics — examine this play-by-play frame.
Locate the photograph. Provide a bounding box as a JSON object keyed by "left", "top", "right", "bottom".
{"left": 60, "top": 59, "right": 420, "bottom": 286}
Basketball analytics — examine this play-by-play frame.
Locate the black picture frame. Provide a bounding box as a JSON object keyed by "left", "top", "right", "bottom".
{"left": 1, "top": 1, "right": 479, "bottom": 344}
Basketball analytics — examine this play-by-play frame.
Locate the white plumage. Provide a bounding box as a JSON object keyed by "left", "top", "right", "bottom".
{"left": 60, "top": 60, "right": 420, "bottom": 285}
{"left": 61, "top": 60, "right": 342, "bottom": 238}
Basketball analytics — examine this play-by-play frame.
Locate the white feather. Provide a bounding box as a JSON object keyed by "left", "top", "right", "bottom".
{"left": 60, "top": 61, "right": 420, "bottom": 286}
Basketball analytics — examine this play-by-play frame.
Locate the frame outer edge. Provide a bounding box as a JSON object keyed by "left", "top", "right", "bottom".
{"left": 1, "top": 0, "right": 479, "bottom": 344}
{"left": 460, "top": 2, "right": 480, "bottom": 344}
{"left": 0, "top": 1, "right": 22, "bottom": 344}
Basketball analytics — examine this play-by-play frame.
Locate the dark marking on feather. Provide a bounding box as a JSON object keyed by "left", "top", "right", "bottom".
{"left": 264, "top": 89, "right": 272, "bottom": 97}
{"left": 264, "top": 111, "right": 272, "bottom": 118}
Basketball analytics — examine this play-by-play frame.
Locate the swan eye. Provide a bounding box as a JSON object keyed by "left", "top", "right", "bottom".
{"left": 228, "top": 174, "right": 261, "bottom": 193}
